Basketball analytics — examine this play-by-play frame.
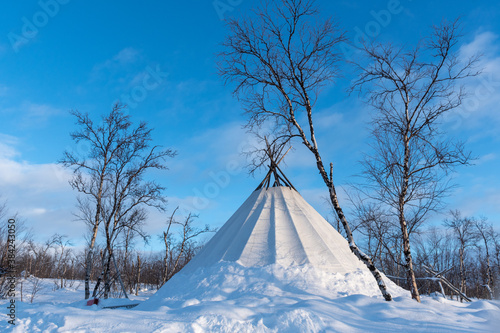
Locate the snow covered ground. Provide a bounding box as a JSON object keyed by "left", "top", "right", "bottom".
{"left": 2, "top": 263, "right": 499, "bottom": 332}
{"left": 2, "top": 188, "right": 498, "bottom": 332}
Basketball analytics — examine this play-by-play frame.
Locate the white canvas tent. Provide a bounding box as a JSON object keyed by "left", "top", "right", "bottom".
{"left": 182, "top": 185, "right": 368, "bottom": 275}
{"left": 180, "top": 142, "right": 370, "bottom": 276}
{"left": 143, "top": 148, "right": 404, "bottom": 317}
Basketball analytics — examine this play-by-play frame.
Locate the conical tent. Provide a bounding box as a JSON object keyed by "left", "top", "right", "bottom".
{"left": 182, "top": 186, "right": 368, "bottom": 275}
{"left": 178, "top": 139, "right": 370, "bottom": 275}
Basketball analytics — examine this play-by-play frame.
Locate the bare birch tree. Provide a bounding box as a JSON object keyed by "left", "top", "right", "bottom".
{"left": 351, "top": 201, "right": 402, "bottom": 276}
{"left": 444, "top": 210, "right": 478, "bottom": 302}
{"left": 60, "top": 104, "right": 176, "bottom": 299}
{"left": 52, "top": 234, "right": 73, "bottom": 289}
{"left": 351, "top": 20, "right": 480, "bottom": 302}
{"left": 474, "top": 217, "right": 494, "bottom": 299}
{"left": 218, "top": 0, "right": 392, "bottom": 300}
{"left": 161, "top": 208, "right": 214, "bottom": 286}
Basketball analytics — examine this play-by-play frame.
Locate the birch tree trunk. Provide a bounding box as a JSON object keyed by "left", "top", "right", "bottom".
{"left": 459, "top": 248, "right": 465, "bottom": 302}
{"left": 329, "top": 186, "right": 393, "bottom": 301}
{"left": 162, "top": 231, "right": 169, "bottom": 286}
{"left": 399, "top": 134, "right": 420, "bottom": 302}
{"left": 476, "top": 219, "right": 494, "bottom": 299}
{"left": 85, "top": 225, "right": 100, "bottom": 299}
{"left": 136, "top": 254, "right": 141, "bottom": 296}
{"left": 84, "top": 176, "right": 105, "bottom": 299}
{"left": 399, "top": 210, "right": 420, "bottom": 301}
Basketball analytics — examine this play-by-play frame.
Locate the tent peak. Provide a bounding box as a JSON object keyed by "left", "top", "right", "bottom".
{"left": 254, "top": 138, "right": 296, "bottom": 192}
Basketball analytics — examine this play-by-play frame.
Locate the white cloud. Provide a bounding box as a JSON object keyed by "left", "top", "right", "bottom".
{"left": 113, "top": 47, "right": 140, "bottom": 65}
{"left": 446, "top": 31, "right": 500, "bottom": 133}
{"left": 3, "top": 101, "right": 64, "bottom": 128}
{"left": 476, "top": 153, "right": 497, "bottom": 165}
{"left": 0, "top": 134, "right": 19, "bottom": 159}
{"left": 447, "top": 186, "right": 500, "bottom": 222}
{"left": 29, "top": 208, "right": 48, "bottom": 215}
{"left": 89, "top": 47, "right": 142, "bottom": 81}
{"left": 170, "top": 122, "right": 255, "bottom": 176}
{"left": 460, "top": 31, "right": 498, "bottom": 59}
{"left": 0, "top": 136, "right": 80, "bottom": 242}
{"left": 0, "top": 160, "right": 68, "bottom": 191}
{"left": 315, "top": 109, "right": 344, "bottom": 130}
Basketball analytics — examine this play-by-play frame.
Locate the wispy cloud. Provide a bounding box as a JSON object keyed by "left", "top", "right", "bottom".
{"left": 460, "top": 31, "right": 499, "bottom": 59}
{"left": 476, "top": 152, "right": 497, "bottom": 165}
{"left": 20, "top": 102, "right": 64, "bottom": 127}
{"left": 0, "top": 136, "right": 79, "bottom": 242}
{"left": 446, "top": 31, "right": 500, "bottom": 134}
{"left": 1, "top": 101, "right": 64, "bottom": 128}
{"left": 315, "top": 110, "right": 344, "bottom": 130}
{"left": 112, "top": 47, "right": 140, "bottom": 64}
{"left": 448, "top": 185, "right": 500, "bottom": 222}
{"left": 89, "top": 47, "right": 142, "bottom": 81}
{"left": 0, "top": 134, "right": 19, "bottom": 159}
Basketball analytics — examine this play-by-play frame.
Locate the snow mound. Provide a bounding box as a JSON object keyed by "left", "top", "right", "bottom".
{"left": 141, "top": 261, "right": 407, "bottom": 311}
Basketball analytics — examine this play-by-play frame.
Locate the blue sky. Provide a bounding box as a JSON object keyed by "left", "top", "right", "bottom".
{"left": 1, "top": 0, "right": 499, "bottom": 250}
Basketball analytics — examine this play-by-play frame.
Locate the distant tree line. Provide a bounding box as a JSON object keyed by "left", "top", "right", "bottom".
{"left": 0, "top": 208, "right": 210, "bottom": 300}
{"left": 347, "top": 205, "right": 500, "bottom": 300}
{"left": 2, "top": 200, "right": 497, "bottom": 302}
